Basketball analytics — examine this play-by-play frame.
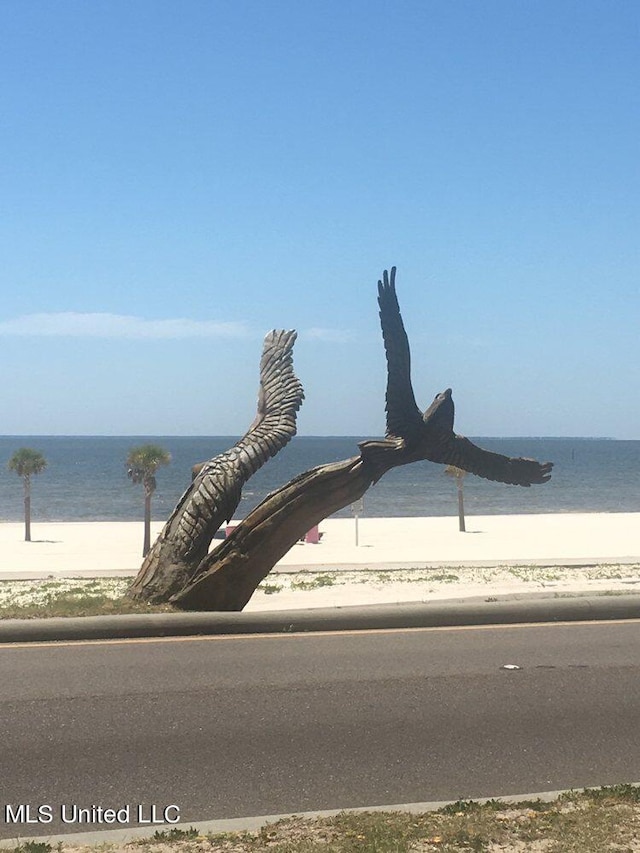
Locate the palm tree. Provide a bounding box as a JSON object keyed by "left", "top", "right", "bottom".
{"left": 445, "top": 464, "right": 467, "bottom": 532}
{"left": 127, "top": 444, "right": 171, "bottom": 556}
{"left": 8, "top": 448, "right": 47, "bottom": 542}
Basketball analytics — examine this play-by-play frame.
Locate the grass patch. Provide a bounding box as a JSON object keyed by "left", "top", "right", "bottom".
{"left": 426, "top": 571, "right": 460, "bottom": 583}
{"left": 5, "top": 787, "right": 640, "bottom": 852}
{"left": 0, "top": 594, "right": 176, "bottom": 619}
{"left": 375, "top": 571, "right": 392, "bottom": 582}
{"left": 291, "top": 573, "right": 337, "bottom": 590}
{"left": 11, "top": 844, "right": 55, "bottom": 853}
{"left": 0, "top": 578, "right": 175, "bottom": 619}
{"left": 258, "top": 582, "right": 283, "bottom": 595}
{"left": 506, "top": 565, "right": 563, "bottom": 583}
{"left": 148, "top": 827, "right": 200, "bottom": 841}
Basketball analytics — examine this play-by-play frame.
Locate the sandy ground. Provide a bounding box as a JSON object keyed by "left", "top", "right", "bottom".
{"left": 0, "top": 513, "right": 639, "bottom": 611}
{"left": 1, "top": 512, "right": 638, "bottom": 574}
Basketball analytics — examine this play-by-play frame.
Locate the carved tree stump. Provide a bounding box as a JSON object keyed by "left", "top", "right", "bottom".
{"left": 170, "top": 441, "right": 408, "bottom": 611}
{"left": 127, "top": 330, "right": 304, "bottom": 604}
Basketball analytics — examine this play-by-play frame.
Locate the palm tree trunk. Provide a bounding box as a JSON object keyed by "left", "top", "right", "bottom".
{"left": 24, "top": 477, "right": 31, "bottom": 542}
{"left": 143, "top": 492, "right": 152, "bottom": 557}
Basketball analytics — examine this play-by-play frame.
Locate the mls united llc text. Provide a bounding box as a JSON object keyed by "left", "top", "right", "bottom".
{"left": 4, "top": 804, "right": 181, "bottom": 825}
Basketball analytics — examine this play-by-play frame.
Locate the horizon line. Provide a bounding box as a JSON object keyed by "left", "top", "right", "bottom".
{"left": 0, "top": 434, "right": 622, "bottom": 441}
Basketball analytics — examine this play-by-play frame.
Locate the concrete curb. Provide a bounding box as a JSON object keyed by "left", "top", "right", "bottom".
{"left": 2, "top": 593, "right": 640, "bottom": 643}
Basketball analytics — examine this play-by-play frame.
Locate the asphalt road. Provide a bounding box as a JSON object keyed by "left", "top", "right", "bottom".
{"left": 2, "top": 620, "right": 640, "bottom": 838}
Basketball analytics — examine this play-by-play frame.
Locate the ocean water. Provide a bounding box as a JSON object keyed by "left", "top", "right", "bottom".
{"left": 0, "top": 436, "right": 639, "bottom": 523}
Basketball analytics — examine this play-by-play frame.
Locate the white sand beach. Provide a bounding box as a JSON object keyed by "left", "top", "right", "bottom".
{"left": 0, "top": 513, "right": 639, "bottom": 611}
{"left": 1, "top": 512, "right": 639, "bottom": 575}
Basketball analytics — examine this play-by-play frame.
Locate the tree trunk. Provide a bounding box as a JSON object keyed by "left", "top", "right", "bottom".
{"left": 128, "top": 330, "right": 304, "bottom": 605}
{"left": 24, "top": 478, "right": 31, "bottom": 543}
{"left": 457, "top": 481, "right": 466, "bottom": 532}
{"left": 143, "top": 492, "right": 152, "bottom": 557}
{"left": 170, "top": 440, "right": 415, "bottom": 611}
{"left": 127, "top": 471, "right": 240, "bottom": 602}
{"left": 128, "top": 437, "right": 309, "bottom": 603}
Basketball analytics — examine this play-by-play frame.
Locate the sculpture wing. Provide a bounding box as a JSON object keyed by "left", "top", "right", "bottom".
{"left": 240, "top": 329, "right": 305, "bottom": 459}
{"left": 172, "top": 330, "right": 304, "bottom": 558}
{"left": 377, "top": 267, "right": 424, "bottom": 442}
{"left": 430, "top": 433, "right": 553, "bottom": 487}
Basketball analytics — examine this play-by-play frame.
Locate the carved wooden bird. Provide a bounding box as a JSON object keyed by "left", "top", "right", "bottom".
{"left": 173, "top": 329, "right": 305, "bottom": 558}
{"left": 377, "top": 267, "right": 553, "bottom": 487}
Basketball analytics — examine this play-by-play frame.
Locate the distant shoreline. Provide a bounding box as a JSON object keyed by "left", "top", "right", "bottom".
{"left": 0, "top": 433, "right": 626, "bottom": 440}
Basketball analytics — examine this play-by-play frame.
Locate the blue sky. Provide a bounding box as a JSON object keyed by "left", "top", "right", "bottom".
{"left": 1, "top": 0, "right": 638, "bottom": 438}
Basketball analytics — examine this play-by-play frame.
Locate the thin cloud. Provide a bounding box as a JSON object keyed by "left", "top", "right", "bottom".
{"left": 0, "top": 312, "right": 249, "bottom": 340}
{"left": 304, "top": 327, "right": 354, "bottom": 343}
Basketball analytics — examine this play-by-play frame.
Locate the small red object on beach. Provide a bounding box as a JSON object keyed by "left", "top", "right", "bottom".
{"left": 305, "top": 525, "right": 320, "bottom": 544}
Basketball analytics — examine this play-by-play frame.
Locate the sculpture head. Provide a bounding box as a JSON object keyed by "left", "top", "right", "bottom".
{"left": 423, "top": 387, "right": 454, "bottom": 431}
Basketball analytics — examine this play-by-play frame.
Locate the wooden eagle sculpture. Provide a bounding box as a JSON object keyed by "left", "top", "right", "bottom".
{"left": 133, "top": 268, "right": 553, "bottom": 611}
{"left": 361, "top": 267, "right": 553, "bottom": 487}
